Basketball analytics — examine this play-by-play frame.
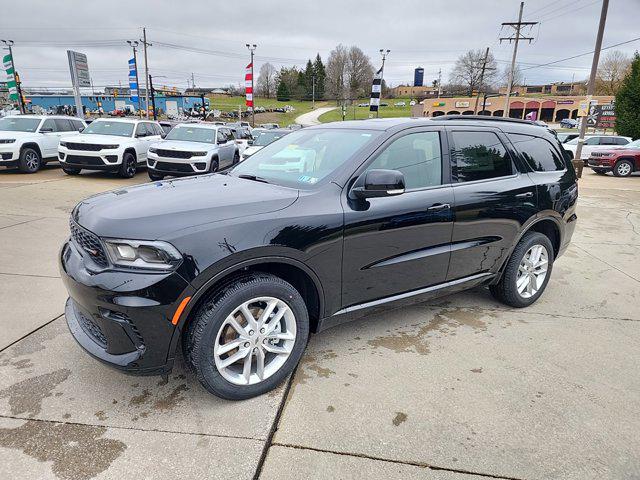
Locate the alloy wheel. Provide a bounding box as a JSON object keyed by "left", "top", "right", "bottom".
{"left": 213, "top": 297, "right": 296, "bottom": 386}
{"left": 516, "top": 244, "right": 549, "bottom": 299}
{"left": 25, "top": 151, "right": 39, "bottom": 171}
{"left": 126, "top": 157, "right": 136, "bottom": 176}
{"left": 617, "top": 162, "right": 631, "bottom": 176}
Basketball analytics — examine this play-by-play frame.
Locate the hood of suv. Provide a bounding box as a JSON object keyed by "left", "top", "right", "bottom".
{"left": 151, "top": 140, "right": 215, "bottom": 152}
{"left": 64, "top": 134, "right": 131, "bottom": 145}
{"left": 0, "top": 131, "right": 40, "bottom": 141}
{"left": 73, "top": 173, "right": 299, "bottom": 239}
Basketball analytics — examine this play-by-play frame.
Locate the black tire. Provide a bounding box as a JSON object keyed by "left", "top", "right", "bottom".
{"left": 148, "top": 170, "right": 164, "bottom": 181}
{"left": 62, "top": 166, "right": 81, "bottom": 175}
{"left": 613, "top": 159, "right": 633, "bottom": 177}
{"left": 185, "top": 273, "right": 310, "bottom": 400}
{"left": 119, "top": 151, "right": 137, "bottom": 178}
{"left": 592, "top": 168, "right": 607, "bottom": 175}
{"left": 232, "top": 150, "right": 240, "bottom": 165}
{"left": 490, "top": 231, "right": 554, "bottom": 308}
{"left": 210, "top": 157, "right": 219, "bottom": 173}
{"left": 18, "top": 147, "right": 41, "bottom": 173}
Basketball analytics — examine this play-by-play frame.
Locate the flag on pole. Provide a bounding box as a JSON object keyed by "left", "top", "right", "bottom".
{"left": 3, "top": 54, "right": 18, "bottom": 101}
{"left": 369, "top": 67, "right": 383, "bottom": 113}
{"left": 128, "top": 58, "right": 139, "bottom": 105}
{"left": 245, "top": 63, "right": 253, "bottom": 107}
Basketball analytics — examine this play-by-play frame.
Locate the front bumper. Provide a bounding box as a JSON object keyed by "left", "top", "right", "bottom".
{"left": 0, "top": 146, "right": 19, "bottom": 164}
{"left": 587, "top": 158, "right": 613, "bottom": 169}
{"left": 60, "top": 238, "right": 193, "bottom": 375}
{"left": 59, "top": 147, "right": 122, "bottom": 170}
{"left": 147, "top": 152, "right": 209, "bottom": 176}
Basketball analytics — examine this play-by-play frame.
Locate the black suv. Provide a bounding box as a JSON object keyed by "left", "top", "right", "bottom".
{"left": 60, "top": 116, "right": 578, "bottom": 400}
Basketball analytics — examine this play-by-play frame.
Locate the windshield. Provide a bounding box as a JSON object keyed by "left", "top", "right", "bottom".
{"left": 254, "top": 131, "right": 286, "bottom": 146}
{"left": 624, "top": 139, "right": 640, "bottom": 148}
{"left": 82, "top": 121, "right": 134, "bottom": 137}
{"left": 165, "top": 126, "right": 216, "bottom": 143}
{"left": 0, "top": 117, "right": 41, "bottom": 132}
{"left": 231, "top": 128, "right": 381, "bottom": 188}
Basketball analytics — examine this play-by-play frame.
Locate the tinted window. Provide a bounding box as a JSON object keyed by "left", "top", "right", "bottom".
{"left": 615, "top": 137, "right": 629, "bottom": 145}
{"left": 55, "top": 119, "right": 74, "bottom": 131}
{"left": 41, "top": 119, "right": 57, "bottom": 132}
{"left": 135, "top": 123, "right": 148, "bottom": 137}
{"left": 71, "top": 120, "right": 84, "bottom": 131}
{"left": 366, "top": 131, "right": 442, "bottom": 189}
{"left": 166, "top": 126, "right": 216, "bottom": 144}
{"left": 151, "top": 123, "right": 163, "bottom": 136}
{"left": 217, "top": 130, "right": 226, "bottom": 143}
{"left": 508, "top": 134, "right": 565, "bottom": 172}
{"left": 599, "top": 137, "right": 617, "bottom": 145}
{"left": 82, "top": 121, "right": 134, "bottom": 137}
{"left": 451, "top": 131, "right": 512, "bottom": 182}
{"left": 584, "top": 137, "right": 600, "bottom": 145}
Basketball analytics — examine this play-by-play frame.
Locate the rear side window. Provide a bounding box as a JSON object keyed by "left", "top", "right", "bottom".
{"left": 615, "top": 137, "right": 629, "bottom": 145}
{"left": 71, "top": 120, "right": 84, "bottom": 131}
{"left": 451, "top": 131, "right": 512, "bottom": 182}
{"left": 54, "top": 119, "right": 74, "bottom": 131}
{"left": 507, "top": 133, "right": 565, "bottom": 172}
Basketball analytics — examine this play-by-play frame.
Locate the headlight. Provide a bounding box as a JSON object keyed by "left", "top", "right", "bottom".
{"left": 149, "top": 147, "right": 157, "bottom": 153}
{"left": 192, "top": 151, "right": 207, "bottom": 156}
{"left": 103, "top": 239, "right": 182, "bottom": 271}
{"left": 0, "top": 139, "right": 16, "bottom": 144}
{"left": 59, "top": 141, "right": 67, "bottom": 147}
{"left": 104, "top": 144, "right": 120, "bottom": 149}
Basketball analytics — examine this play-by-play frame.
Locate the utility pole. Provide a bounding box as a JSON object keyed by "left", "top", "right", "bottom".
{"left": 437, "top": 68, "right": 442, "bottom": 98}
{"left": 1, "top": 40, "right": 25, "bottom": 113}
{"left": 246, "top": 44, "right": 256, "bottom": 127}
{"left": 191, "top": 72, "right": 196, "bottom": 90}
{"left": 474, "top": 47, "right": 491, "bottom": 114}
{"left": 127, "top": 40, "right": 142, "bottom": 118}
{"left": 378, "top": 49, "right": 390, "bottom": 118}
{"left": 148, "top": 74, "right": 157, "bottom": 120}
{"left": 500, "top": 2, "right": 537, "bottom": 117}
{"left": 574, "top": 0, "right": 609, "bottom": 179}
{"left": 140, "top": 28, "right": 152, "bottom": 119}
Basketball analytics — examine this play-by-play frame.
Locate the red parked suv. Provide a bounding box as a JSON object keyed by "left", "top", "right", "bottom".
{"left": 588, "top": 138, "right": 640, "bottom": 177}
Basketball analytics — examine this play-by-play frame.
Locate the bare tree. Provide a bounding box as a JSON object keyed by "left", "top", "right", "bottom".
{"left": 326, "top": 44, "right": 349, "bottom": 102}
{"left": 596, "top": 50, "right": 631, "bottom": 95}
{"left": 501, "top": 64, "right": 523, "bottom": 87}
{"left": 256, "top": 62, "right": 277, "bottom": 98}
{"left": 346, "top": 46, "right": 374, "bottom": 99}
{"left": 449, "top": 49, "right": 498, "bottom": 95}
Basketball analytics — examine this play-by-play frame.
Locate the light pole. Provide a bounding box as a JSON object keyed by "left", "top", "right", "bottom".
{"left": 1, "top": 39, "right": 25, "bottom": 113}
{"left": 312, "top": 74, "right": 316, "bottom": 110}
{"left": 140, "top": 28, "right": 152, "bottom": 119}
{"left": 127, "top": 40, "right": 142, "bottom": 118}
{"left": 246, "top": 43, "right": 256, "bottom": 127}
{"left": 378, "top": 49, "right": 390, "bottom": 118}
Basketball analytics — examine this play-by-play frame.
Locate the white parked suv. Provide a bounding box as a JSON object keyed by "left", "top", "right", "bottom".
{"left": 563, "top": 134, "right": 632, "bottom": 160}
{"left": 58, "top": 118, "right": 163, "bottom": 178}
{"left": 146, "top": 123, "right": 239, "bottom": 180}
{"left": 0, "top": 115, "right": 86, "bottom": 173}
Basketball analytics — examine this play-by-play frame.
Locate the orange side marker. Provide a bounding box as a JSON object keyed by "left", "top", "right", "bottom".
{"left": 171, "top": 296, "right": 192, "bottom": 325}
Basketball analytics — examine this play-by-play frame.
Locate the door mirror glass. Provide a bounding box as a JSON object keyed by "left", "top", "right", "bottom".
{"left": 352, "top": 169, "right": 405, "bottom": 199}
{"left": 40, "top": 127, "right": 53, "bottom": 133}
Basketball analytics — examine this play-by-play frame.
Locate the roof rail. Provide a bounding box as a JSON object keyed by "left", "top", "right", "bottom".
{"left": 436, "top": 114, "right": 538, "bottom": 126}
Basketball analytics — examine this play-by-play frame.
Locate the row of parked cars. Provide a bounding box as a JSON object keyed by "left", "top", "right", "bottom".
{"left": 0, "top": 114, "right": 294, "bottom": 180}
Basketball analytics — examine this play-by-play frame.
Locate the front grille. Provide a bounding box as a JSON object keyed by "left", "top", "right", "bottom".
{"left": 155, "top": 161, "right": 194, "bottom": 173}
{"left": 69, "top": 219, "right": 109, "bottom": 268}
{"left": 65, "top": 143, "right": 104, "bottom": 151}
{"left": 591, "top": 152, "right": 605, "bottom": 158}
{"left": 77, "top": 311, "right": 107, "bottom": 348}
{"left": 156, "top": 149, "right": 194, "bottom": 159}
{"left": 66, "top": 155, "right": 105, "bottom": 166}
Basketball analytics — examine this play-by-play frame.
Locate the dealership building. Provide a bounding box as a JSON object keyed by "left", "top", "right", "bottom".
{"left": 411, "top": 95, "right": 615, "bottom": 122}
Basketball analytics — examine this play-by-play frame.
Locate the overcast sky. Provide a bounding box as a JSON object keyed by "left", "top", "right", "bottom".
{"left": 2, "top": 0, "right": 639, "bottom": 92}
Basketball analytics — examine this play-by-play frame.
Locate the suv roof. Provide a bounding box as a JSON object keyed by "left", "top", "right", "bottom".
{"left": 92, "top": 118, "right": 157, "bottom": 124}
{"left": 5, "top": 114, "right": 82, "bottom": 120}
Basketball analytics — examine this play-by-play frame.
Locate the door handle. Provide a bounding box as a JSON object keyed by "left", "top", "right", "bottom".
{"left": 515, "top": 192, "right": 534, "bottom": 199}
{"left": 427, "top": 203, "right": 451, "bottom": 211}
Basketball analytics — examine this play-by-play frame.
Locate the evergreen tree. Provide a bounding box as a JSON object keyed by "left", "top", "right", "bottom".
{"left": 313, "top": 53, "right": 326, "bottom": 100}
{"left": 276, "top": 79, "right": 291, "bottom": 101}
{"left": 303, "top": 59, "right": 315, "bottom": 100}
{"left": 616, "top": 52, "right": 640, "bottom": 140}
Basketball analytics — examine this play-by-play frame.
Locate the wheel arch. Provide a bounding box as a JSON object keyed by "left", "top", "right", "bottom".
{"left": 179, "top": 256, "right": 325, "bottom": 335}
{"left": 21, "top": 142, "right": 42, "bottom": 157}
{"left": 123, "top": 147, "right": 137, "bottom": 159}
{"left": 615, "top": 156, "right": 636, "bottom": 171}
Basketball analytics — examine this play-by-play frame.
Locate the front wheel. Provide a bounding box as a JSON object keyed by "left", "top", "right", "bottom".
{"left": 148, "top": 170, "right": 164, "bottom": 181}
{"left": 613, "top": 160, "right": 633, "bottom": 177}
{"left": 232, "top": 151, "right": 240, "bottom": 165}
{"left": 18, "top": 147, "right": 41, "bottom": 173}
{"left": 185, "top": 273, "right": 309, "bottom": 400}
{"left": 490, "top": 231, "right": 554, "bottom": 308}
{"left": 118, "top": 152, "right": 137, "bottom": 178}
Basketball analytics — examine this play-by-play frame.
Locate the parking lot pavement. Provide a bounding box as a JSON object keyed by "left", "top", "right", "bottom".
{"left": 0, "top": 166, "right": 639, "bottom": 479}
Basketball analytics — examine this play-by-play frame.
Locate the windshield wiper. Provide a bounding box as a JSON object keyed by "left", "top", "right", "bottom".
{"left": 237, "top": 174, "right": 270, "bottom": 184}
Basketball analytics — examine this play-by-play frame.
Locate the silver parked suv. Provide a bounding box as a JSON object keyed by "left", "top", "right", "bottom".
{"left": 146, "top": 123, "right": 239, "bottom": 180}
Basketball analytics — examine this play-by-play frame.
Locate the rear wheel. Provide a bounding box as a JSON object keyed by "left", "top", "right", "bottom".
{"left": 119, "top": 152, "right": 137, "bottom": 178}
{"left": 613, "top": 159, "right": 633, "bottom": 177}
{"left": 490, "top": 231, "right": 554, "bottom": 308}
{"left": 185, "top": 273, "right": 309, "bottom": 400}
{"left": 18, "top": 147, "right": 41, "bottom": 173}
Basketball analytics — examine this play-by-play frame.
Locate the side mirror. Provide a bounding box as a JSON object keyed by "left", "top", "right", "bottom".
{"left": 78, "top": 127, "right": 84, "bottom": 132}
{"left": 136, "top": 132, "right": 146, "bottom": 138}
{"left": 40, "top": 127, "right": 53, "bottom": 133}
{"left": 247, "top": 139, "right": 254, "bottom": 145}
{"left": 217, "top": 139, "right": 227, "bottom": 145}
{"left": 351, "top": 169, "right": 406, "bottom": 199}
{"left": 563, "top": 149, "right": 574, "bottom": 161}
{"left": 161, "top": 132, "right": 167, "bottom": 139}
